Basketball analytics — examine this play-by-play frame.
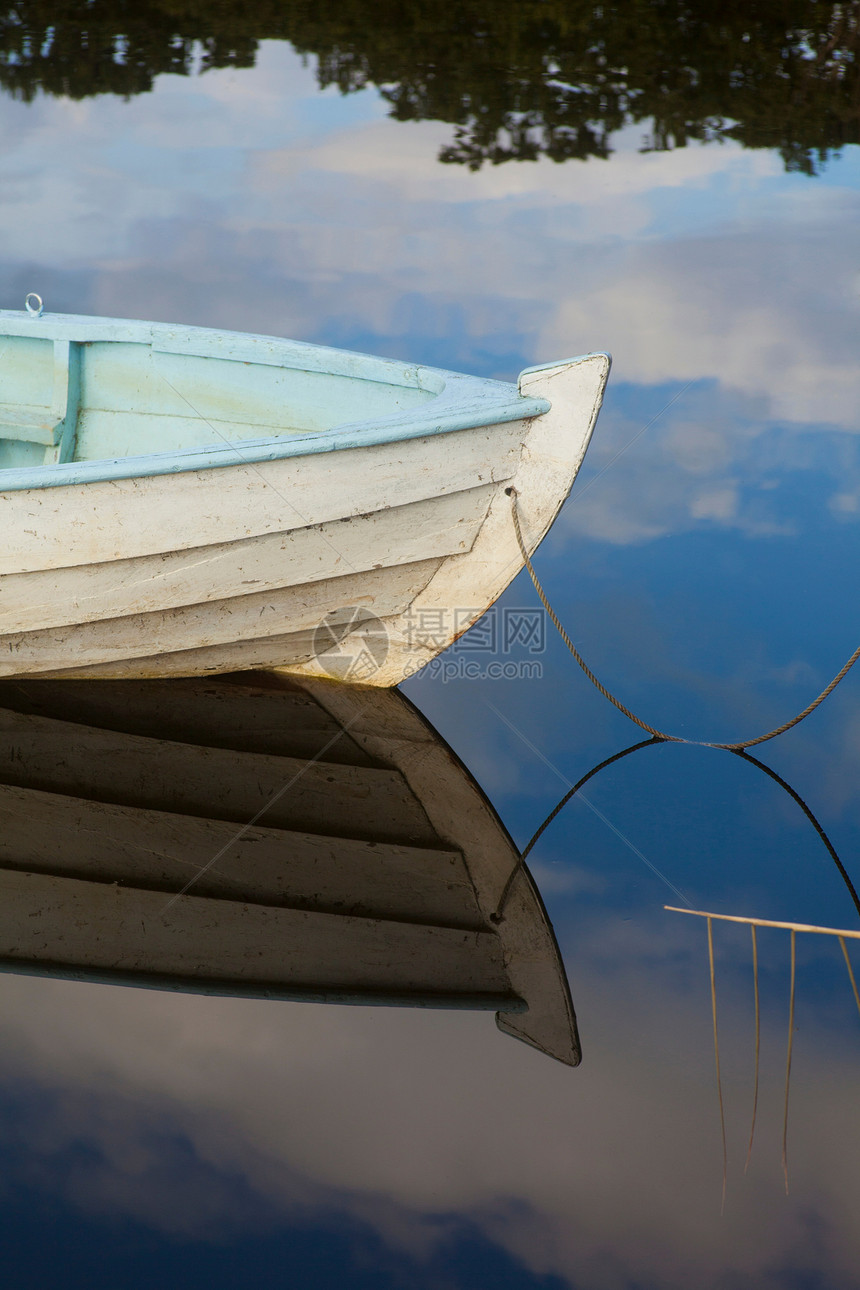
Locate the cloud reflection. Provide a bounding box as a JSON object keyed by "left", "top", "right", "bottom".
{"left": 3, "top": 675, "right": 860, "bottom": 1285}
{"left": 1, "top": 929, "right": 860, "bottom": 1288}
{"left": 2, "top": 53, "right": 858, "bottom": 560}
{"left": 1, "top": 54, "right": 858, "bottom": 420}
{"left": 1, "top": 24, "right": 860, "bottom": 1290}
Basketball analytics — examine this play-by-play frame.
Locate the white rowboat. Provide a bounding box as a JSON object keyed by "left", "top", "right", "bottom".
{"left": 0, "top": 672, "right": 581, "bottom": 1065}
{"left": 0, "top": 300, "right": 609, "bottom": 684}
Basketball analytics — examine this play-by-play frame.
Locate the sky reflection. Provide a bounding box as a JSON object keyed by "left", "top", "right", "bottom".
{"left": 2, "top": 20, "right": 860, "bottom": 1290}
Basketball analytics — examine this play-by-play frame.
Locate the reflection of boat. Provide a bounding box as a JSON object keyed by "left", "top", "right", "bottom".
{"left": 0, "top": 301, "right": 609, "bottom": 685}
{"left": 0, "top": 673, "right": 580, "bottom": 1064}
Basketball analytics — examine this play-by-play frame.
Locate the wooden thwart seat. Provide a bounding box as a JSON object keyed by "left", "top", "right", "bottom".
{"left": 0, "top": 339, "right": 80, "bottom": 463}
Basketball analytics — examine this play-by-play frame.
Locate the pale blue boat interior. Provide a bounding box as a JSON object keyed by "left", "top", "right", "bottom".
{"left": 0, "top": 311, "right": 553, "bottom": 491}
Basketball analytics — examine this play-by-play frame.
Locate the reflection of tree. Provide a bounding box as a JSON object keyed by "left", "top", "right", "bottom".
{"left": 2, "top": 1, "right": 858, "bottom": 173}
{"left": 0, "top": 1, "right": 259, "bottom": 99}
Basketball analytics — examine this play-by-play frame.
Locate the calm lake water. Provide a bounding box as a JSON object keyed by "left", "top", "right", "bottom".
{"left": 2, "top": 6, "right": 860, "bottom": 1286}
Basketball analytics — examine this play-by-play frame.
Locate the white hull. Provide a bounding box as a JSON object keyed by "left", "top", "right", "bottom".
{"left": 0, "top": 353, "right": 608, "bottom": 686}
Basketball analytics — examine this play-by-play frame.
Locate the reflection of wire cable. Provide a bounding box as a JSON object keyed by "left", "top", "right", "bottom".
{"left": 783, "top": 929, "right": 797, "bottom": 1195}
{"left": 745, "top": 924, "right": 760, "bottom": 1177}
{"left": 707, "top": 915, "right": 728, "bottom": 1214}
{"left": 670, "top": 904, "right": 860, "bottom": 1198}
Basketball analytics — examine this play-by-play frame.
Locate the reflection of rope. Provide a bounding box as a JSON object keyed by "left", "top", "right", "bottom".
{"left": 507, "top": 487, "right": 860, "bottom": 752}
{"left": 734, "top": 748, "right": 860, "bottom": 918}
{"left": 521, "top": 737, "right": 659, "bottom": 861}
{"left": 491, "top": 735, "right": 659, "bottom": 920}
{"left": 497, "top": 731, "right": 860, "bottom": 924}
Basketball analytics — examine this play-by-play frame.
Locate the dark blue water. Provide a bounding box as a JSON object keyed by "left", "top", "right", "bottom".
{"left": 2, "top": 10, "right": 860, "bottom": 1287}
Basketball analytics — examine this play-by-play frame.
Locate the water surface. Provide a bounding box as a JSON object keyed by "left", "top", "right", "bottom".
{"left": 1, "top": 6, "right": 860, "bottom": 1286}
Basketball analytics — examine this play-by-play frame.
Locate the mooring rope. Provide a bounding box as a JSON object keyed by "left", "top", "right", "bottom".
{"left": 507, "top": 487, "right": 860, "bottom": 752}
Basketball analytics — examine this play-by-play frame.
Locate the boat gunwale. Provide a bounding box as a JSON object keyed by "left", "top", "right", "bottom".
{"left": 0, "top": 310, "right": 554, "bottom": 492}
